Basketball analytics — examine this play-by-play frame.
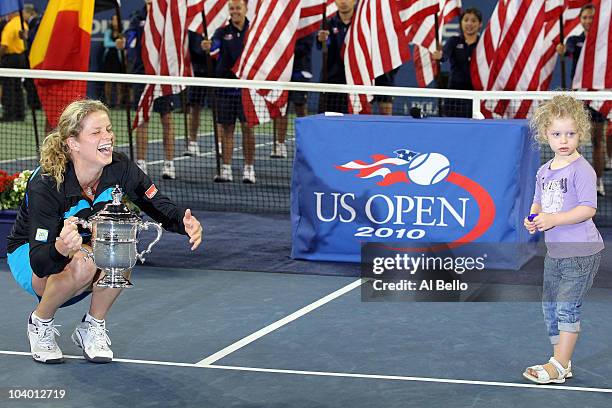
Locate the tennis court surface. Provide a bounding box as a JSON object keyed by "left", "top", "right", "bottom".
{"left": 1, "top": 211, "right": 611, "bottom": 408}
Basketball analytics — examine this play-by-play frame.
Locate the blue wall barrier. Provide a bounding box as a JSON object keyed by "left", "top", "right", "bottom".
{"left": 291, "top": 115, "right": 540, "bottom": 268}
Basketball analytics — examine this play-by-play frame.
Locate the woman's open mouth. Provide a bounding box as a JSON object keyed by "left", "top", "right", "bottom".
{"left": 98, "top": 142, "right": 113, "bottom": 155}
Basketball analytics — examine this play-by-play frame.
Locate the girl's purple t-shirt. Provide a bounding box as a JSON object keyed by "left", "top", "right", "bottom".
{"left": 533, "top": 156, "right": 604, "bottom": 258}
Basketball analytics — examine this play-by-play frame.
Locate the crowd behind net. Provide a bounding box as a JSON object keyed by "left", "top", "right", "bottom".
{"left": 1, "top": 69, "right": 610, "bottom": 225}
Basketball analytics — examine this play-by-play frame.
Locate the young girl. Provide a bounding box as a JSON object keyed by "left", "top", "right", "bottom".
{"left": 523, "top": 95, "right": 604, "bottom": 384}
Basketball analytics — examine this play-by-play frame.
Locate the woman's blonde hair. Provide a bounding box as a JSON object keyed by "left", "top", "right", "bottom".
{"left": 39, "top": 100, "right": 110, "bottom": 188}
{"left": 530, "top": 94, "right": 591, "bottom": 145}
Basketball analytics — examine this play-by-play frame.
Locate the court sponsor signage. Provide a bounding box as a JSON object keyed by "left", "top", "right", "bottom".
{"left": 291, "top": 115, "right": 540, "bottom": 269}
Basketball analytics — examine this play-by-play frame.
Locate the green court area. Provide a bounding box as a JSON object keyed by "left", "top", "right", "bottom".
{"left": 0, "top": 107, "right": 297, "bottom": 162}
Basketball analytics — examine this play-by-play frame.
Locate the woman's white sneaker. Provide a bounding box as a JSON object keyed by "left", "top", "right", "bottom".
{"left": 27, "top": 313, "right": 63, "bottom": 364}
{"left": 71, "top": 317, "right": 113, "bottom": 363}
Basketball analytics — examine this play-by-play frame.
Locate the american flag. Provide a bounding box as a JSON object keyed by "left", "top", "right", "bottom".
{"left": 296, "top": 0, "right": 337, "bottom": 39}
{"left": 233, "top": 0, "right": 302, "bottom": 126}
{"left": 134, "top": 0, "right": 192, "bottom": 128}
{"left": 400, "top": 0, "right": 440, "bottom": 37}
{"left": 572, "top": 0, "right": 611, "bottom": 117}
{"left": 537, "top": 0, "right": 585, "bottom": 91}
{"left": 470, "top": 0, "right": 503, "bottom": 96}
{"left": 344, "top": 0, "right": 411, "bottom": 114}
{"left": 505, "top": 0, "right": 587, "bottom": 117}
{"left": 471, "top": 0, "right": 562, "bottom": 118}
{"left": 186, "top": 0, "right": 229, "bottom": 38}
{"left": 336, "top": 150, "right": 417, "bottom": 186}
{"left": 406, "top": 0, "right": 461, "bottom": 87}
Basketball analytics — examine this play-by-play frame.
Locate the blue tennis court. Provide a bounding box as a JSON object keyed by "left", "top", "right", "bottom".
{"left": 1, "top": 212, "right": 611, "bottom": 407}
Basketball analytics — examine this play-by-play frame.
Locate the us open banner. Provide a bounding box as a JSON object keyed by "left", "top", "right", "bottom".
{"left": 291, "top": 115, "right": 540, "bottom": 269}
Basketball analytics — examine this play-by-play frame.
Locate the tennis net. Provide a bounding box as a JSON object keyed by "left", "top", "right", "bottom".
{"left": 0, "top": 68, "right": 610, "bottom": 224}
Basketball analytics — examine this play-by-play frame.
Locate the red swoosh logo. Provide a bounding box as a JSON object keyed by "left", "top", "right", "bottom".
{"left": 380, "top": 171, "right": 496, "bottom": 252}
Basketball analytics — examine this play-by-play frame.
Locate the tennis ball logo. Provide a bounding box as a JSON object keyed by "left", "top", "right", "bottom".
{"left": 407, "top": 153, "right": 451, "bottom": 185}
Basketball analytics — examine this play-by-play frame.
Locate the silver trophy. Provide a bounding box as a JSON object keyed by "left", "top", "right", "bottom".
{"left": 76, "top": 185, "right": 163, "bottom": 288}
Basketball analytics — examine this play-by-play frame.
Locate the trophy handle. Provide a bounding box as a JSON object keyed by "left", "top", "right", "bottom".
{"left": 136, "top": 222, "right": 163, "bottom": 263}
{"left": 73, "top": 218, "right": 92, "bottom": 230}
{"left": 72, "top": 219, "right": 94, "bottom": 261}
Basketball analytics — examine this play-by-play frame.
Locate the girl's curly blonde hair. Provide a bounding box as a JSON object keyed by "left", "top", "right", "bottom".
{"left": 530, "top": 94, "right": 591, "bottom": 146}
{"left": 39, "top": 100, "right": 109, "bottom": 189}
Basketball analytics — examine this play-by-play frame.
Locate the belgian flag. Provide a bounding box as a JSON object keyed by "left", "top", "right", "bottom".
{"left": 29, "top": 0, "right": 95, "bottom": 127}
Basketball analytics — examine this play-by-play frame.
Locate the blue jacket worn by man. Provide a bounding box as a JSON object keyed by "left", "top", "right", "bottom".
{"left": 188, "top": 30, "right": 216, "bottom": 77}
{"left": 210, "top": 18, "right": 249, "bottom": 95}
{"left": 292, "top": 33, "right": 315, "bottom": 81}
{"left": 317, "top": 14, "right": 350, "bottom": 85}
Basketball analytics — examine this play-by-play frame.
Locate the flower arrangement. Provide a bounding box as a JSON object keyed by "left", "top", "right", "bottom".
{"left": 0, "top": 169, "right": 32, "bottom": 210}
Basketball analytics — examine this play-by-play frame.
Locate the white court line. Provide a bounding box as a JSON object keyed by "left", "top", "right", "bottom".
{"left": 1, "top": 350, "right": 611, "bottom": 394}
{"left": 0, "top": 351, "right": 194, "bottom": 368}
{"left": 195, "top": 278, "right": 365, "bottom": 366}
{"left": 143, "top": 136, "right": 295, "bottom": 167}
{"left": 206, "top": 364, "right": 612, "bottom": 394}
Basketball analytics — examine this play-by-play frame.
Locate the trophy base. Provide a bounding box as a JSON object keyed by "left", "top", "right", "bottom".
{"left": 96, "top": 269, "right": 133, "bottom": 288}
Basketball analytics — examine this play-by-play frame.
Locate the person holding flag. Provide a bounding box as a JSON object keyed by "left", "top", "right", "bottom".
{"left": 201, "top": 0, "right": 255, "bottom": 183}
{"left": 0, "top": 0, "right": 34, "bottom": 122}
{"left": 431, "top": 7, "right": 482, "bottom": 117}
{"left": 318, "top": 0, "right": 407, "bottom": 115}
{"left": 184, "top": 27, "right": 215, "bottom": 157}
{"left": 123, "top": 0, "right": 178, "bottom": 180}
{"left": 556, "top": 3, "right": 607, "bottom": 196}
{"left": 317, "top": 0, "right": 355, "bottom": 114}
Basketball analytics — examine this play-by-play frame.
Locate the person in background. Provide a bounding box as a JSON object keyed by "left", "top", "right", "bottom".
{"left": 0, "top": 6, "right": 36, "bottom": 122}
{"left": 556, "top": 3, "right": 607, "bottom": 196}
{"left": 23, "top": 4, "right": 41, "bottom": 112}
{"left": 184, "top": 28, "right": 216, "bottom": 157}
{"left": 316, "top": 0, "right": 355, "bottom": 114}
{"left": 101, "top": 14, "right": 124, "bottom": 107}
{"left": 317, "top": 0, "right": 397, "bottom": 115}
{"left": 431, "top": 8, "right": 482, "bottom": 118}
{"left": 122, "top": 0, "right": 177, "bottom": 180}
{"left": 272, "top": 33, "right": 315, "bottom": 158}
{"left": 23, "top": 4, "right": 39, "bottom": 50}
{"left": 202, "top": 0, "right": 256, "bottom": 183}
